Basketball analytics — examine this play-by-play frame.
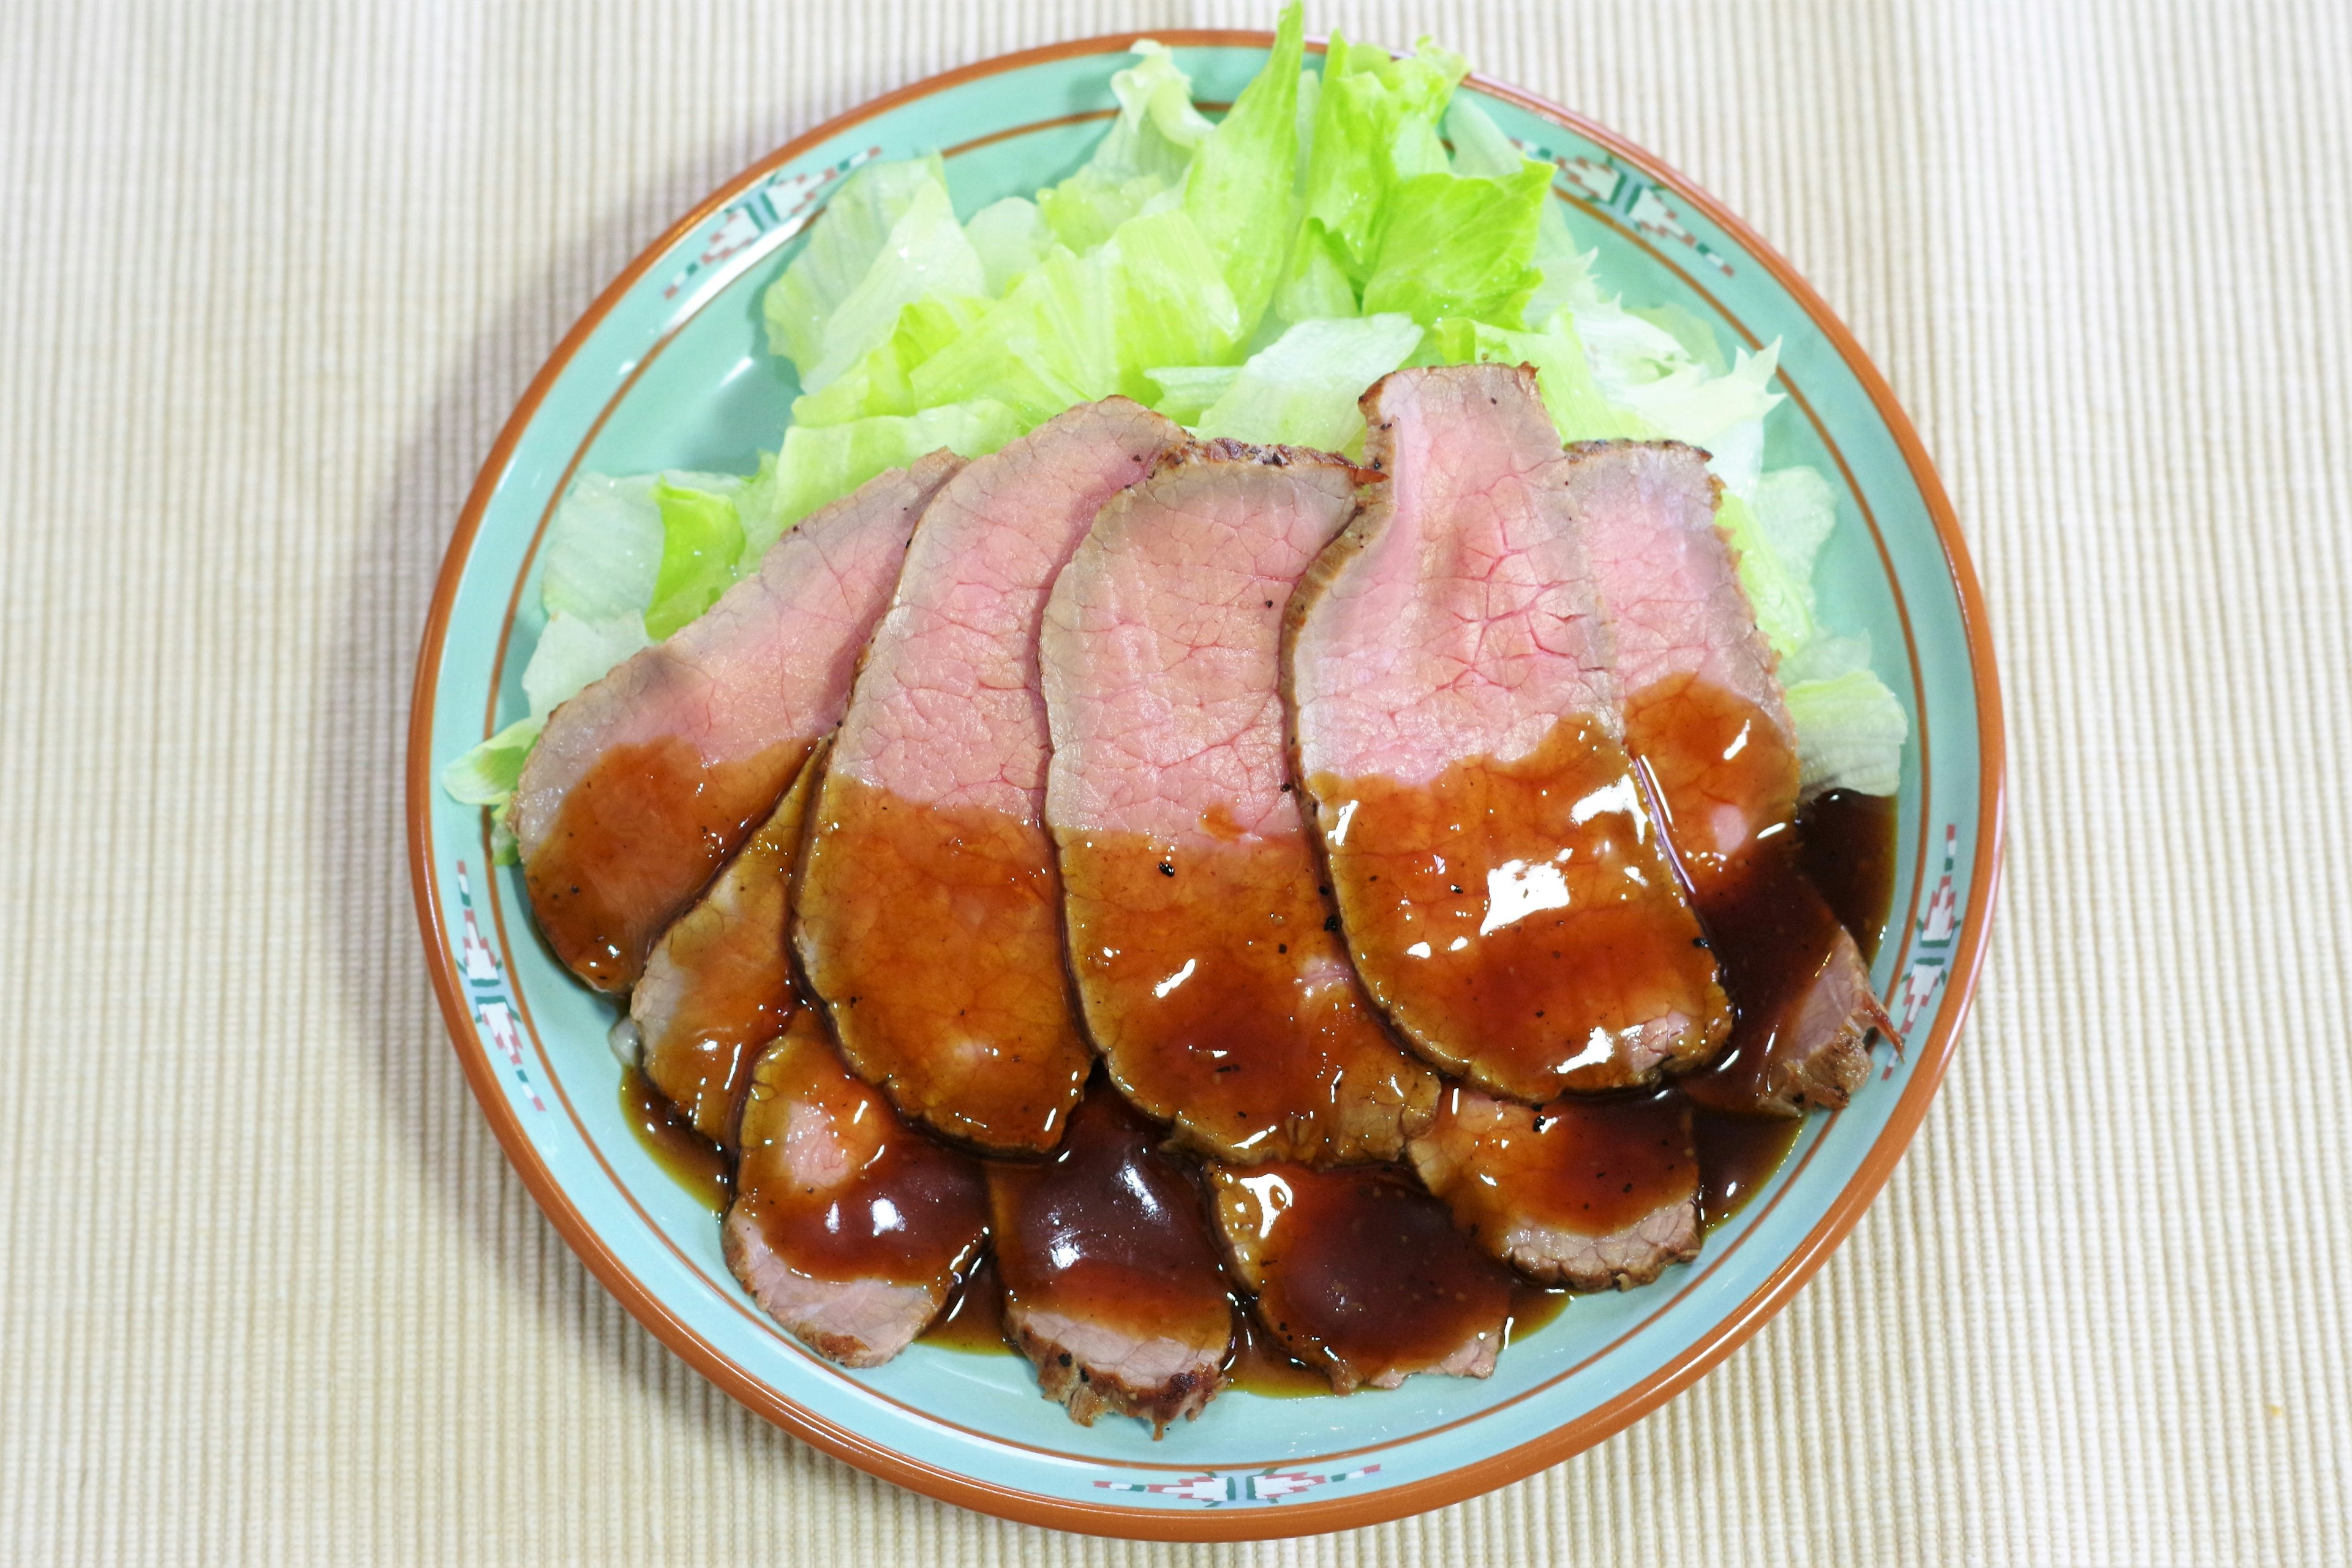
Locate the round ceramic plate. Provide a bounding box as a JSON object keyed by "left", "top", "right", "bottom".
{"left": 407, "top": 31, "right": 2003, "bottom": 1542}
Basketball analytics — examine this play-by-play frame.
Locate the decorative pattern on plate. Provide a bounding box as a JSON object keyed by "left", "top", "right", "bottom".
{"left": 1512, "top": 135, "right": 1740, "bottom": 277}
{"left": 660, "top": 145, "right": 881, "bottom": 300}
{"left": 453, "top": 860, "right": 545, "bottom": 1114}
{"left": 1094, "top": 1463, "right": 1384, "bottom": 1508}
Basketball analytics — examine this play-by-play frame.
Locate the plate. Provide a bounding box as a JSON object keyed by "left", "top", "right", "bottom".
{"left": 405, "top": 31, "right": 2004, "bottom": 1541}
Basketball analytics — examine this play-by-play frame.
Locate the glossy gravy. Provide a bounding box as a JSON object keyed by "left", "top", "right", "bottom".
{"left": 527, "top": 736, "right": 804, "bottom": 992}
{"left": 1308, "top": 714, "right": 1730, "bottom": 1100}
{"left": 795, "top": 774, "right": 1093, "bottom": 1154}
{"left": 1058, "top": 826, "right": 1436, "bottom": 1165}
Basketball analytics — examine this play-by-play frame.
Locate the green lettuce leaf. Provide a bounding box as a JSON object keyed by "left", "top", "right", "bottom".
{"left": 1104, "top": 208, "right": 1246, "bottom": 391}
{"left": 1431, "top": 314, "right": 1653, "bottom": 442}
{"left": 1298, "top": 33, "right": 1467, "bottom": 281}
{"left": 763, "top": 157, "right": 948, "bottom": 373}
{"left": 540, "top": 473, "right": 661, "bottom": 624}
{"left": 1180, "top": 1, "right": 1306, "bottom": 336}
{"left": 1360, "top": 160, "right": 1551, "bottom": 328}
{"left": 644, "top": 477, "right": 747, "bottom": 639}
{"left": 790, "top": 293, "right": 989, "bottom": 426}
{"left": 1142, "top": 365, "right": 1240, "bottom": 424}
{"left": 767, "top": 400, "right": 1020, "bottom": 527}
{"left": 1193, "top": 312, "right": 1423, "bottom": 453}
{"left": 1714, "top": 490, "right": 1815, "bottom": 659}
{"left": 1036, "top": 41, "right": 1211, "bottom": 252}
{"left": 965, "top": 197, "right": 1051, "bottom": 295}
{"left": 1268, "top": 219, "right": 1359, "bottom": 327}
{"left": 441, "top": 715, "right": 544, "bottom": 808}
{"left": 801, "top": 166, "right": 986, "bottom": 393}
{"left": 1784, "top": 670, "right": 1908, "bottom": 797}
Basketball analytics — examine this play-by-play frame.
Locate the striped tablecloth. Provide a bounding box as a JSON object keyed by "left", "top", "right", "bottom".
{"left": 4, "top": 2, "right": 2345, "bottom": 1562}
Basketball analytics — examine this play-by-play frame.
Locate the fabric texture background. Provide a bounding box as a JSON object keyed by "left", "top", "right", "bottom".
{"left": 4, "top": 1, "right": 2346, "bottom": 1562}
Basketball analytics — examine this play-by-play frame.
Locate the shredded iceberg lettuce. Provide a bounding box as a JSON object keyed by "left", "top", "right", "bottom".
{"left": 450, "top": 11, "right": 1911, "bottom": 820}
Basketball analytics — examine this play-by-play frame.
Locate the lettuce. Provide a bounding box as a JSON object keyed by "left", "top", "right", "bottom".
{"left": 1180, "top": 1, "right": 1306, "bottom": 336}
{"left": 766, "top": 400, "right": 1020, "bottom": 526}
{"left": 441, "top": 715, "right": 543, "bottom": 809}
{"left": 965, "top": 197, "right": 1050, "bottom": 295}
{"left": 1297, "top": 33, "right": 1466, "bottom": 281}
{"left": 539, "top": 473, "right": 661, "bottom": 624}
{"left": 452, "top": 28, "right": 1917, "bottom": 825}
{"left": 790, "top": 294, "right": 989, "bottom": 426}
{"left": 1785, "top": 671, "right": 1908, "bottom": 797}
{"left": 1143, "top": 365, "right": 1240, "bottom": 424}
{"left": 521, "top": 611, "right": 652, "bottom": 716}
{"left": 1037, "top": 41, "right": 1211, "bottom": 251}
{"left": 1431, "top": 314, "right": 1652, "bottom": 442}
{"left": 1360, "top": 161, "right": 1552, "bottom": 327}
{"left": 1192, "top": 313, "right": 1423, "bottom": 453}
{"left": 644, "top": 478, "right": 747, "bottom": 638}
{"left": 763, "top": 158, "right": 948, "bottom": 373}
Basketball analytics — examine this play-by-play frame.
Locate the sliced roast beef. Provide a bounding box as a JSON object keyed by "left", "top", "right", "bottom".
{"left": 1040, "top": 440, "right": 1440, "bottom": 1166}
{"left": 796, "top": 399, "right": 1188, "bottom": 1153}
{"left": 1563, "top": 440, "right": 1892, "bottom": 1114}
{"left": 1207, "top": 1159, "right": 1514, "bottom": 1393}
{"left": 627, "top": 747, "right": 821, "bottom": 1150}
{"left": 1283, "top": 364, "right": 1729, "bottom": 1102}
{"left": 515, "top": 453, "right": 960, "bottom": 992}
{"left": 722, "top": 1007, "right": 989, "bottom": 1368}
{"left": 987, "top": 1082, "right": 1234, "bottom": 1434}
{"left": 1408, "top": 1084, "right": 1700, "bottom": 1291}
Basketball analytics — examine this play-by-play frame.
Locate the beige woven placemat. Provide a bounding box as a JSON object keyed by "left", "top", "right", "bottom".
{"left": 4, "top": 1, "right": 2346, "bottom": 1562}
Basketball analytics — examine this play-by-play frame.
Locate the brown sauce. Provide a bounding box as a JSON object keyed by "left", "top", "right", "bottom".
{"left": 637, "top": 761, "right": 816, "bottom": 1147}
{"left": 1224, "top": 1310, "right": 1331, "bottom": 1397}
{"left": 729, "top": 1011, "right": 989, "bottom": 1287}
{"left": 527, "top": 736, "right": 805, "bottom": 992}
{"left": 1307, "top": 714, "right": 1730, "bottom": 1101}
{"left": 796, "top": 773, "right": 1091, "bottom": 1154}
{"left": 986, "top": 1085, "right": 1234, "bottom": 1352}
{"left": 920, "top": 1255, "right": 1009, "bottom": 1354}
{"left": 1414, "top": 1082, "right": 1697, "bottom": 1245}
{"left": 1058, "top": 827, "right": 1437, "bottom": 1166}
{"left": 620, "top": 1066, "right": 731, "bottom": 1216}
{"left": 1623, "top": 678, "right": 1877, "bottom": 1112}
{"left": 1799, "top": 789, "right": 1899, "bottom": 962}
{"left": 1693, "top": 1106, "right": 1802, "bottom": 1230}
{"left": 1210, "top": 1162, "right": 1515, "bottom": 1392}
{"left": 1508, "top": 1284, "right": 1573, "bottom": 1343}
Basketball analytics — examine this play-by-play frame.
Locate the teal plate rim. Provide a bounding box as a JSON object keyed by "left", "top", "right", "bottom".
{"left": 404, "top": 29, "right": 2007, "bottom": 1543}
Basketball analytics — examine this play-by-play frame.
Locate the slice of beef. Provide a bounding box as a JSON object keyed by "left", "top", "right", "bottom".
{"left": 795, "top": 399, "right": 1188, "bottom": 1153}
{"left": 987, "top": 1083, "right": 1234, "bottom": 1434}
{"left": 1562, "top": 440, "right": 1893, "bottom": 1114}
{"left": 1040, "top": 440, "right": 1439, "bottom": 1166}
{"left": 1206, "top": 1159, "right": 1514, "bottom": 1393}
{"left": 1408, "top": 1083, "right": 1700, "bottom": 1291}
{"left": 515, "top": 453, "right": 960, "bottom": 992}
{"left": 722, "top": 1006, "right": 989, "bottom": 1368}
{"left": 625, "top": 744, "right": 821, "bottom": 1152}
{"left": 1283, "top": 364, "right": 1730, "bottom": 1102}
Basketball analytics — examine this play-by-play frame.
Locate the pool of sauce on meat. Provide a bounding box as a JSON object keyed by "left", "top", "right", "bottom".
{"left": 619, "top": 718, "right": 1898, "bottom": 1388}
{"left": 1625, "top": 676, "right": 1899, "bottom": 1136}
{"left": 636, "top": 759, "right": 817, "bottom": 1146}
{"left": 1418, "top": 1083, "right": 1698, "bottom": 1246}
{"left": 528, "top": 736, "right": 805, "bottom": 992}
{"left": 728, "top": 1015, "right": 990, "bottom": 1288}
{"left": 1217, "top": 1163, "right": 1518, "bottom": 1390}
{"left": 1057, "top": 820, "right": 1435, "bottom": 1166}
{"left": 986, "top": 1085, "right": 1234, "bottom": 1352}
{"left": 795, "top": 774, "right": 1092, "bottom": 1155}
{"left": 1307, "top": 713, "right": 1730, "bottom": 1101}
